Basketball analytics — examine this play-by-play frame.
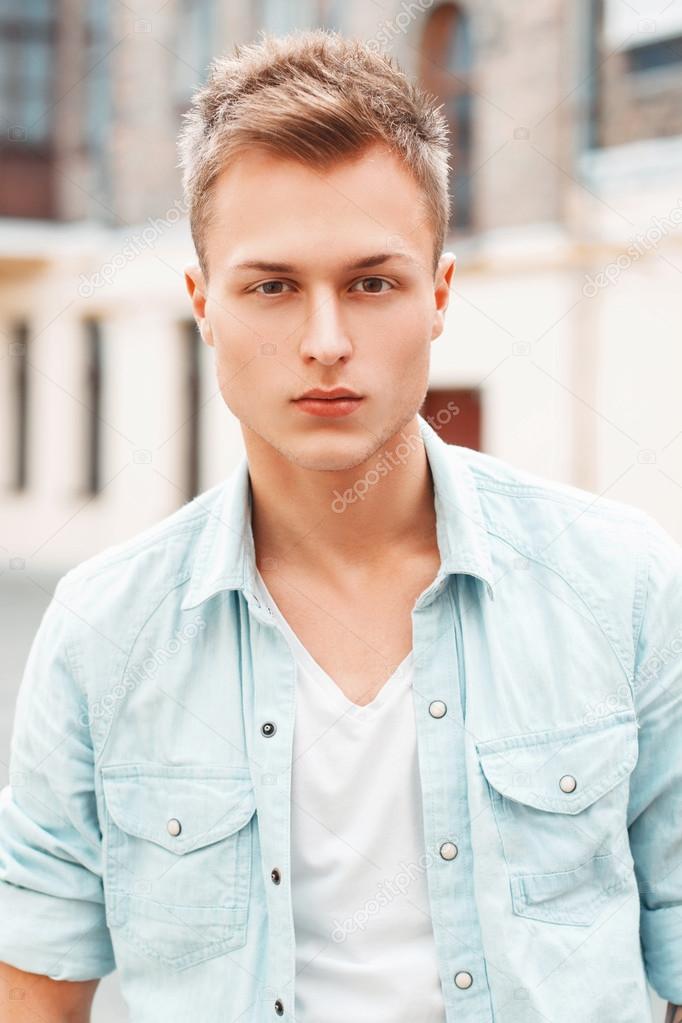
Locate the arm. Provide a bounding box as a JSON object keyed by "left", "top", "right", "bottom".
{"left": 665, "top": 1008, "right": 682, "bottom": 1023}
{"left": 627, "top": 514, "right": 682, "bottom": 1006}
{"left": 0, "top": 578, "right": 116, "bottom": 984}
{"left": 0, "top": 963, "right": 98, "bottom": 1022}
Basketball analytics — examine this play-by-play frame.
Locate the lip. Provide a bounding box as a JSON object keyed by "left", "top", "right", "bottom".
{"left": 293, "top": 393, "right": 364, "bottom": 419}
{"left": 295, "top": 387, "right": 361, "bottom": 400}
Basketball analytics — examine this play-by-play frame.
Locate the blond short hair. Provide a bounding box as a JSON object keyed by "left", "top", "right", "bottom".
{"left": 177, "top": 27, "right": 451, "bottom": 279}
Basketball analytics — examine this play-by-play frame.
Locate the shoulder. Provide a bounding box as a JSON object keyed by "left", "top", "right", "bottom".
{"left": 457, "top": 445, "right": 650, "bottom": 558}
{"left": 453, "top": 446, "right": 680, "bottom": 678}
{"left": 54, "top": 480, "right": 227, "bottom": 626}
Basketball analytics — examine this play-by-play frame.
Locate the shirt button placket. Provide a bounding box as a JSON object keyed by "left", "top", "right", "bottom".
{"left": 415, "top": 591, "right": 495, "bottom": 1019}
{"left": 253, "top": 606, "right": 300, "bottom": 1021}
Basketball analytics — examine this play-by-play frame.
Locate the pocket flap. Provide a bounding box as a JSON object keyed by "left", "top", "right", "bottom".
{"left": 101, "top": 764, "right": 256, "bottom": 853}
{"left": 475, "top": 709, "right": 639, "bottom": 814}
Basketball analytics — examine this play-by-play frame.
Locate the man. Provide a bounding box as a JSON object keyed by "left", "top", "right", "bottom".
{"left": 0, "top": 27, "right": 680, "bottom": 1023}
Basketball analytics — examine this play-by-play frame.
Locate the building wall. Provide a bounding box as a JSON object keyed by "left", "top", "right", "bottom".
{"left": 1, "top": 0, "right": 681, "bottom": 581}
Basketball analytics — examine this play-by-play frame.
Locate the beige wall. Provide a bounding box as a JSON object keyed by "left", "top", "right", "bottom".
{"left": 2, "top": 0, "right": 681, "bottom": 581}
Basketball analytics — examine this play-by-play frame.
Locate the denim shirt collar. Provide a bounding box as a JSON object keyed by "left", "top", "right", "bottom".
{"left": 180, "top": 414, "right": 495, "bottom": 612}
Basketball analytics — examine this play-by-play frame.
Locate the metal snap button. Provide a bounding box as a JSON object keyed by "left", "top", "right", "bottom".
{"left": 271, "top": 867, "right": 281, "bottom": 885}
{"left": 166, "top": 818, "right": 182, "bottom": 837}
{"left": 274, "top": 998, "right": 284, "bottom": 1015}
{"left": 429, "top": 700, "right": 447, "bottom": 718}
{"left": 559, "top": 774, "right": 577, "bottom": 793}
{"left": 454, "top": 970, "right": 473, "bottom": 989}
{"left": 261, "top": 721, "right": 277, "bottom": 737}
{"left": 439, "top": 841, "right": 458, "bottom": 861}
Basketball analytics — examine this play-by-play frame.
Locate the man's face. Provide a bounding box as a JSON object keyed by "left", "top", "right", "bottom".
{"left": 185, "top": 142, "right": 455, "bottom": 471}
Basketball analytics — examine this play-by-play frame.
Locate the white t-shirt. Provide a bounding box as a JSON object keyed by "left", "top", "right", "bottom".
{"left": 254, "top": 569, "right": 447, "bottom": 1023}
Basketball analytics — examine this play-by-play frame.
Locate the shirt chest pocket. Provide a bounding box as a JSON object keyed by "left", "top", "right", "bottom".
{"left": 476, "top": 709, "right": 639, "bottom": 927}
{"left": 101, "top": 764, "right": 256, "bottom": 970}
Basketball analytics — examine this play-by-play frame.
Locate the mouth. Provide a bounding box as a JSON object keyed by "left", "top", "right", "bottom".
{"left": 292, "top": 395, "right": 364, "bottom": 419}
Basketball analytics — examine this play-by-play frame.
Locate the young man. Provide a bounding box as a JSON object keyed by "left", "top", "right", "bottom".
{"left": 0, "top": 28, "right": 680, "bottom": 1023}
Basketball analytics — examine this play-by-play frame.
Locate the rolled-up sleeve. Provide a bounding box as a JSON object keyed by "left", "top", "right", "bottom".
{"left": 0, "top": 577, "right": 116, "bottom": 980}
{"left": 627, "top": 513, "right": 682, "bottom": 1004}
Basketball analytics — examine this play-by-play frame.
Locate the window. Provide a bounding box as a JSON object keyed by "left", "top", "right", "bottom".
{"left": 418, "top": 3, "right": 474, "bottom": 233}
{"left": 174, "top": 0, "right": 215, "bottom": 109}
{"left": 586, "top": 0, "right": 682, "bottom": 148}
{"left": 83, "top": 0, "right": 113, "bottom": 218}
{"left": 9, "top": 323, "right": 30, "bottom": 491}
{"left": 84, "top": 0, "right": 109, "bottom": 148}
{"left": 602, "top": 0, "right": 682, "bottom": 73}
{"left": 84, "top": 320, "right": 102, "bottom": 496}
{"left": 0, "top": 1, "right": 57, "bottom": 217}
{"left": 0, "top": 0, "right": 55, "bottom": 144}
{"left": 627, "top": 34, "right": 682, "bottom": 73}
{"left": 420, "top": 388, "right": 482, "bottom": 449}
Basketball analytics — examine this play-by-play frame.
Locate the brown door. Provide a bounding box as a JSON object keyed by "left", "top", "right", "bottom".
{"left": 420, "top": 388, "right": 482, "bottom": 449}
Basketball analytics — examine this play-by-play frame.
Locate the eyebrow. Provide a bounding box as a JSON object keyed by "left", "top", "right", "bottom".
{"left": 228, "top": 252, "right": 418, "bottom": 274}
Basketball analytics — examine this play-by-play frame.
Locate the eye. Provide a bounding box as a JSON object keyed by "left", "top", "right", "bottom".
{"left": 350, "top": 277, "right": 394, "bottom": 294}
{"left": 251, "top": 280, "right": 295, "bottom": 296}
{"left": 249, "top": 276, "right": 394, "bottom": 297}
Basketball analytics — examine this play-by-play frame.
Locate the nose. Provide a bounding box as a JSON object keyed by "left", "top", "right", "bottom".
{"left": 296, "top": 291, "right": 353, "bottom": 366}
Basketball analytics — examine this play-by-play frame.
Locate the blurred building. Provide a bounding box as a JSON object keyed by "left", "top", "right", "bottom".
{"left": 1, "top": 0, "right": 682, "bottom": 577}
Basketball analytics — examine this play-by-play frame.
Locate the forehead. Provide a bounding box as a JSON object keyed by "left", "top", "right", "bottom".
{"left": 205, "top": 142, "right": 434, "bottom": 273}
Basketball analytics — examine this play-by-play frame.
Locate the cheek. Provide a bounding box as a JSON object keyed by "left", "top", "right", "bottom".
{"left": 379, "top": 312, "right": 432, "bottom": 371}
{"left": 214, "top": 338, "right": 280, "bottom": 404}
{"left": 211, "top": 316, "right": 262, "bottom": 371}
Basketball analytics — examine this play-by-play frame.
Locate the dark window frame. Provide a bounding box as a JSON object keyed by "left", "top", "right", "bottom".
{"left": 183, "top": 320, "right": 202, "bottom": 501}
{"left": 9, "top": 323, "right": 30, "bottom": 492}
{"left": 626, "top": 34, "right": 682, "bottom": 73}
{"left": 84, "top": 319, "right": 103, "bottom": 497}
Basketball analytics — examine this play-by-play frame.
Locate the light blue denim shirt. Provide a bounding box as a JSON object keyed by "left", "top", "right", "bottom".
{"left": 1, "top": 414, "right": 681, "bottom": 1022}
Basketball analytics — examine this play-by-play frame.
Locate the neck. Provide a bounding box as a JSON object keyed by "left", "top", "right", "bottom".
{"left": 246, "top": 416, "right": 438, "bottom": 578}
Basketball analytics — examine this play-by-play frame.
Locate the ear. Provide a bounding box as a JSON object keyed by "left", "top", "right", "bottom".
{"left": 184, "top": 264, "right": 214, "bottom": 347}
{"left": 431, "top": 251, "right": 456, "bottom": 342}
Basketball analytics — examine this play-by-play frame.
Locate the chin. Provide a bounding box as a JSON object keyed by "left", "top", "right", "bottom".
{"left": 281, "top": 437, "right": 377, "bottom": 473}
{"left": 268, "top": 420, "right": 380, "bottom": 468}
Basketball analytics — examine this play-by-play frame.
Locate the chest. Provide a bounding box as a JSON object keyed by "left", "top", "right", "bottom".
{"left": 258, "top": 556, "right": 441, "bottom": 706}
